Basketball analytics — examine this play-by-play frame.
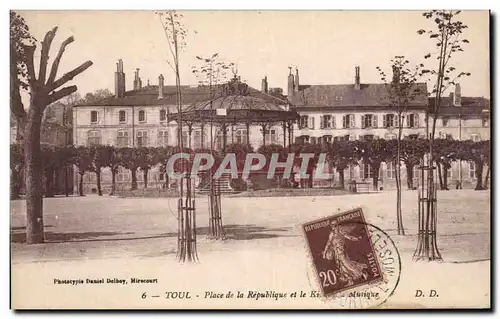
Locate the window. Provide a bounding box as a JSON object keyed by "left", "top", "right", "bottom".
{"left": 469, "top": 162, "right": 476, "bottom": 179}
{"left": 470, "top": 134, "right": 480, "bottom": 142}
{"left": 300, "top": 115, "right": 309, "bottom": 129}
{"left": 117, "top": 167, "right": 129, "bottom": 182}
{"left": 216, "top": 130, "right": 224, "bottom": 150}
{"left": 322, "top": 135, "right": 333, "bottom": 143}
{"left": 407, "top": 113, "right": 419, "bottom": 128}
{"left": 90, "top": 110, "right": 98, "bottom": 123}
{"left": 87, "top": 130, "right": 101, "bottom": 146}
{"left": 117, "top": 130, "right": 129, "bottom": 147}
{"left": 408, "top": 134, "right": 419, "bottom": 140}
{"left": 160, "top": 109, "right": 167, "bottom": 122}
{"left": 347, "top": 165, "right": 355, "bottom": 180}
{"left": 159, "top": 173, "right": 165, "bottom": 181}
{"left": 321, "top": 115, "right": 335, "bottom": 129}
{"left": 482, "top": 117, "right": 489, "bottom": 127}
{"left": 343, "top": 114, "right": 355, "bottom": 129}
{"left": 193, "top": 130, "right": 202, "bottom": 149}
{"left": 442, "top": 117, "right": 450, "bottom": 127}
{"left": 386, "top": 134, "right": 397, "bottom": 140}
{"left": 386, "top": 162, "right": 396, "bottom": 179}
{"left": 181, "top": 131, "right": 189, "bottom": 148}
{"left": 138, "top": 110, "right": 146, "bottom": 123}
{"left": 446, "top": 134, "right": 453, "bottom": 140}
{"left": 137, "top": 131, "right": 148, "bottom": 147}
{"left": 361, "top": 114, "right": 377, "bottom": 129}
{"left": 383, "top": 114, "right": 396, "bottom": 128}
{"left": 158, "top": 130, "right": 168, "bottom": 147}
{"left": 235, "top": 129, "right": 248, "bottom": 145}
{"left": 265, "top": 128, "right": 277, "bottom": 144}
{"left": 362, "top": 134, "right": 374, "bottom": 141}
{"left": 446, "top": 167, "right": 452, "bottom": 179}
{"left": 362, "top": 163, "right": 373, "bottom": 179}
{"left": 119, "top": 110, "right": 126, "bottom": 123}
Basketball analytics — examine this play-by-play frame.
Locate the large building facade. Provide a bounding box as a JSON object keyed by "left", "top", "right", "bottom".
{"left": 73, "top": 61, "right": 490, "bottom": 193}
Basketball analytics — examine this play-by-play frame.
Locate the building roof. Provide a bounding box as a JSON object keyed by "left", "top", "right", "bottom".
{"left": 429, "top": 96, "right": 490, "bottom": 109}
{"left": 74, "top": 83, "right": 287, "bottom": 107}
{"left": 290, "top": 83, "right": 429, "bottom": 108}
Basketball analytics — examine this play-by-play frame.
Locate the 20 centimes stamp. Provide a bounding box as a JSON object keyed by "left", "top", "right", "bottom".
{"left": 302, "top": 207, "right": 402, "bottom": 309}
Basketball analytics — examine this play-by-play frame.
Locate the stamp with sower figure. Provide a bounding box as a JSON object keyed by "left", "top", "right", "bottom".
{"left": 302, "top": 207, "right": 400, "bottom": 307}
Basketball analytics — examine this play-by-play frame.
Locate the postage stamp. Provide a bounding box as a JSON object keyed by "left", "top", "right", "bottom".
{"left": 302, "top": 207, "right": 401, "bottom": 308}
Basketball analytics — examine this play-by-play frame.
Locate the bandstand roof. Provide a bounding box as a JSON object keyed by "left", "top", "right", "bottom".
{"left": 169, "top": 77, "right": 300, "bottom": 124}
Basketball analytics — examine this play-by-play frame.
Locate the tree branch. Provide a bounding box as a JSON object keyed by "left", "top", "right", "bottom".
{"left": 23, "top": 44, "right": 37, "bottom": 88}
{"left": 47, "top": 85, "right": 77, "bottom": 105}
{"left": 38, "top": 27, "right": 58, "bottom": 86}
{"left": 47, "top": 35, "right": 74, "bottom": 85}
{"left": 48, "top": 60, "right": 93, "bottom": 92}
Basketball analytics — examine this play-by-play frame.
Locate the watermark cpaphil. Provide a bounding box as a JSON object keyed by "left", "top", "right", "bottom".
{"left": 163, "top": 152, "right": 333, "bottom": 180}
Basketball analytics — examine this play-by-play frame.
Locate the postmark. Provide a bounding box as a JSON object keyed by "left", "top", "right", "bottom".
{"left": 302, "top": 208, "right": 401, "bottom": 309}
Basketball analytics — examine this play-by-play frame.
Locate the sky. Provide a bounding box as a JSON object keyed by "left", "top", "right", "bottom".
{"left": 17, "top": 10, "right": 490, "bottom": 102}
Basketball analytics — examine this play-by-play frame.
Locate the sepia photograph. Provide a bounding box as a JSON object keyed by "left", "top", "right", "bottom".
{"left": 9, "top": 9, "right": 491, "bottom": 309}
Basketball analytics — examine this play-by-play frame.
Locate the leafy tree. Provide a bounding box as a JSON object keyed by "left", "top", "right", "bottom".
{"left": 329, "top": 140, "right": 359, "bottom": 190}
{"left": 75, "top": 146, "right": 94, "bottom": 196}
{"left": 401, "top": 138, "right": 428, "bottom": 189}
{"left": 120, "top": 147, "right": 141, "bottom": 190}
{"left": 10, "top": 143, "right": 24, "bottom": 199}
{"left": 10, "top": 11, "right": 35, "bottom": 143}
{"left": 137, "top": 147, "right": 160, "bottom": 189}
{"left": 107, "top": 146, "right": 123, "bottom": 195}
{"left": 19, "top": 22, "right": 93, "bottom": 244}
{"left": 82, "top": 89, "right": 113, "bottom": 104}
{"left": 91, "top": 145, "right": 113, "bottom": 196}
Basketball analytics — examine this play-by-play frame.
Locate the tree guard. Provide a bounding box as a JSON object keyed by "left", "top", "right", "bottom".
{"left": 413, "top": 165, "right": 443, "bottom": 262}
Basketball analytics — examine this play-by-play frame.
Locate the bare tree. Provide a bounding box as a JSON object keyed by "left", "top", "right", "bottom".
{"left": 22, "top": 26, "right": 93, "bottom": 244}
{"left": 156, "top": 10, "right": 199, "bottom": 262}
{"left": 192, "top": 54, "right": 234, "bottom": 240}
{"left": 414, "top": 10, "right": 470, "bottom": 261}
{"left": 376, "top": 57, "right": 422, "bottom": 236}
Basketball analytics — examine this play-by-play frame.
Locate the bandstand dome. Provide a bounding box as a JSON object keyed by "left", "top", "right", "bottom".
{"left": 168, "top": 77, "right": 300, "bottom": 124}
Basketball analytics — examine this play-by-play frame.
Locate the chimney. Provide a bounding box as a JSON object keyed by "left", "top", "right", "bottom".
{"left": 453, "top": 83, "right": 462, "bottom": 106}
{"left": 133, "top": 68, "right": 142, "bottom": 90}
{"left": 158, "top": 74, "right": 164, "bottom": 99}
{"left": 261, "top": 76, "right": 268, "bottom": 94}
{"left": 114, "top": 59, "right": 126, "bottom": 98}
{"left": 294, "top": 68, "right": 300, "bottom": 92}
{"left": 354, "top": 66, "right": 361, "bottom": 90}
{"left": 287, "top": 67, "right": 294, "bottom": 100}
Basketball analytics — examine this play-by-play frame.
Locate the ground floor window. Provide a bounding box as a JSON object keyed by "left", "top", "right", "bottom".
{"left": 469, "top": 162, "right": 476, "bottom": 179}
{"left": 387, "top": 162, "right": 395, "bottom": 179}
{"left": 117, "top": 168, "right": 130, "bottom": 182}
{"left": 362, "top": 163, "right": 373, "bottom": 179}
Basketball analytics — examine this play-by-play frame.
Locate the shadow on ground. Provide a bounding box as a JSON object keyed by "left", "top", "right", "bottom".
{"left": 11, "top": 224, "right": 294, "bottom": 244}
{"left": 11, "top": 230, "right": 134, "bottom": 244}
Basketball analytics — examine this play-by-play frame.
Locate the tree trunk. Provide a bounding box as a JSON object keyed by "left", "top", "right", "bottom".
{"left": 372, "top": 163, "right": 380, "bottom": 190}
{"left": 79, "top": 172, "right": 84, "bottom": 196}
{"left": 131, "top": 168, "right": 138, "bottom": 190}
{"left": 110, "top": 169, "right": 117, "bottom": 195}
{"left": 475, "top": 161, "right": 484, "bottom": 190}
{"left": 64, "top": 165, "right": 69, "bottom": 197}
{"left": 437, "top": 162, "right": 444, "bottom": 190}
{"left": 11, "top": 169, "right": 21, "bottom": 200}
{"left": 406, "top": 162, "right": 414, "bottom": 190}
{"left": 337, "top": 168, "right": 345, "bottom": 190}
{"left": 44, "top": 169, "right": 55, "bottom": 197}
{"left": 24, "top": 117, "right": 45, "bottom": 244}
{"left": 96, "top": 169, "right": 102, "bottom": 196}
{"left": 143, "top": 169, "right": 149, "bottom": 188}
{"left": 307, "top": 168, "right": 313, "bottom": 188}
{"left": 483, "top": 165, "right": 490, "bottom": 189}
{"left": 395, "top": 160, "right": 404, "bottom": 235}
{"left": 443, "top": 165, "right": 449, "bottom": 190}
